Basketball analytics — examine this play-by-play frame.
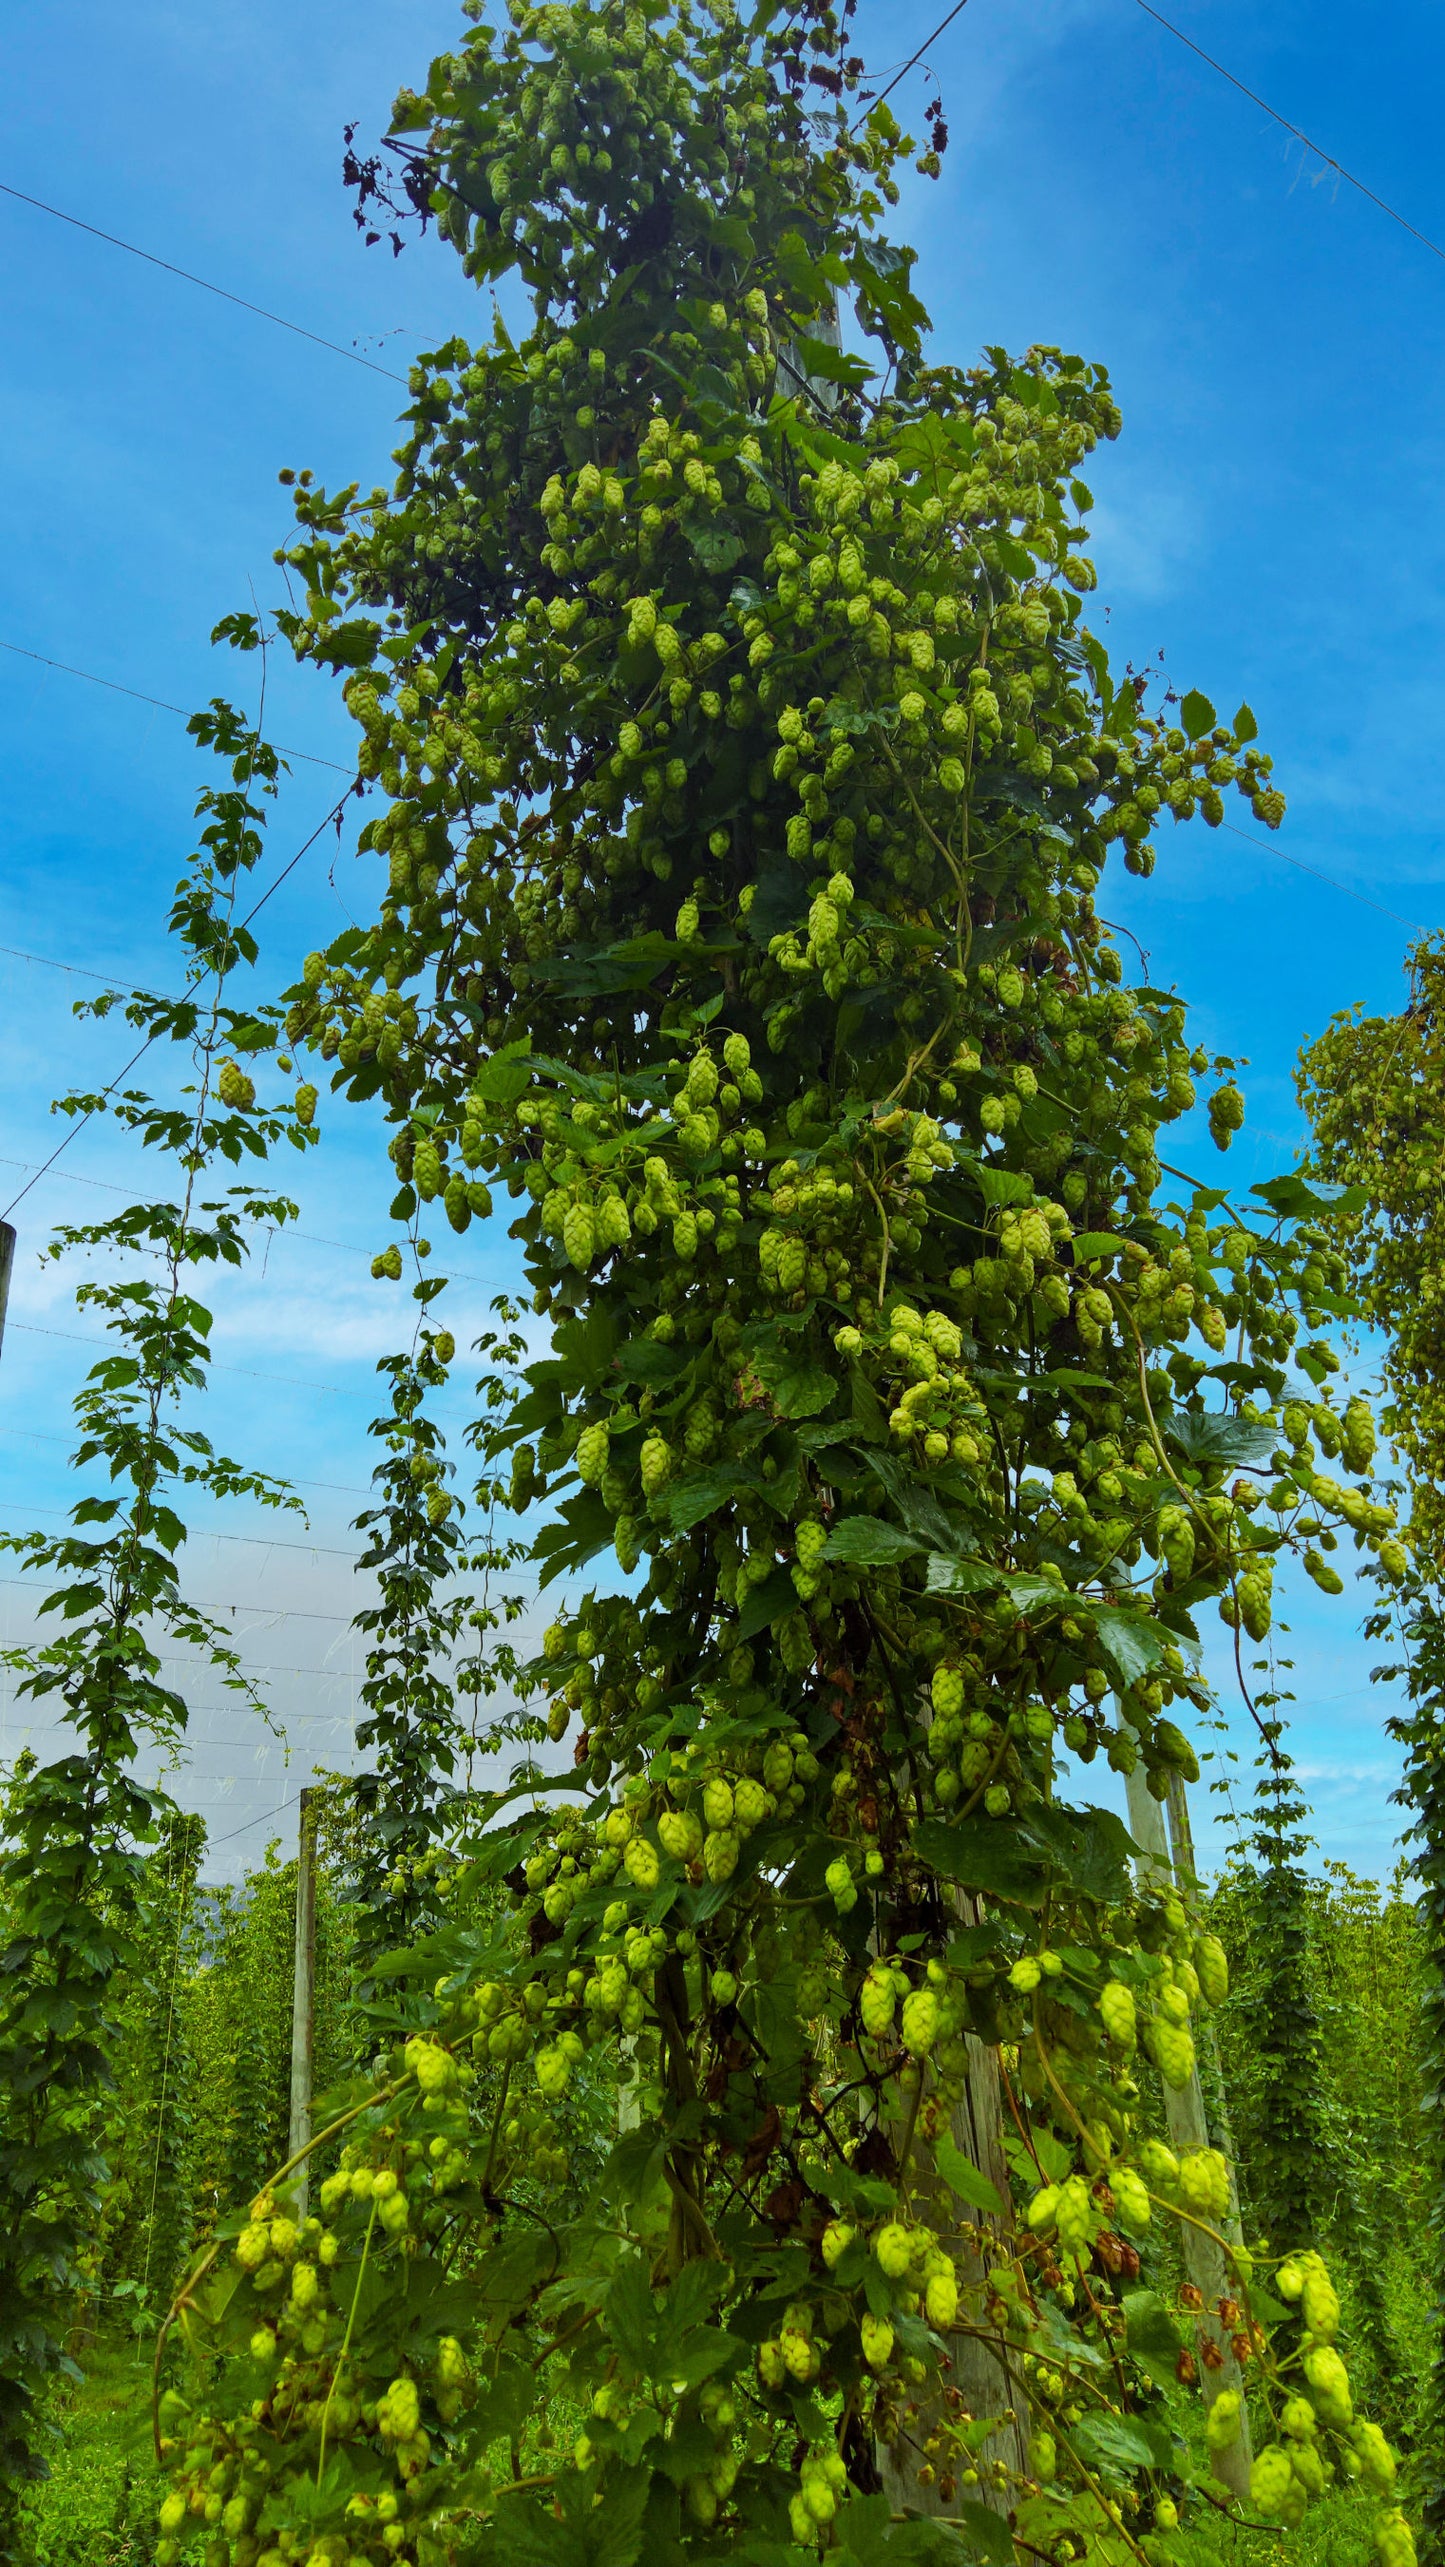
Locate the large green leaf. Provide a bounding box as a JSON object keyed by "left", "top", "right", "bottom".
{"left": 1122, "top": 2288, "right": 1188, "bottom": 2392}
{"left": 1165, "top": 1409, "right": 1278, "bottom": 1471}
{"left": 823, "top": 1517, "right": 922, "bottom": 1566}
{"left": 1072, "top": 2411, "right": 1167, "bottom": 2474}
{"left": 912, "top": 1817, "right": 1048, "bottom": 1906}
{"left": 934, "top": 2134, "right": 1002, "bottom": 2216}
{"left": 1086, "top": 1603, "right": 1172, "bottom": 1690}
{"left": 734, "top": 1566, "right": 799, "bottom": 1643}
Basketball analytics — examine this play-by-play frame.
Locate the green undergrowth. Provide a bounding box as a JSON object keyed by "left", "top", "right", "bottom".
{"left": 20, "top": 2332, "right": 164, "bottom": 2567}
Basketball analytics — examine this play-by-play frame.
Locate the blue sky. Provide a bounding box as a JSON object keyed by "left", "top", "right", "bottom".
{"left": 1, "top": 0, "right": 1436, "bottom": 1880}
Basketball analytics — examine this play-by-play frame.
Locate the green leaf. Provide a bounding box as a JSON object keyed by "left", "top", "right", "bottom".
{"left": 822, "top": 1518, "right": 922, "bottom": 1566}
{"left": 1087, "top": 1604, "right": 1171, "bottom": 1690}
{"left": 1122, "top": 2287, "right": 1187, "bottom": 2391}
{"left": 1165, "top": 1411, "right": 1277, "bottom": 1472}
{"left": 734, "top": 1566, "right": 799, "bottom": 1643}
{"left": 667, "top": 1467, "right": 754, "bottom": 1533}
{"left": 472, "top": 1041, "right": 533, "bottom": 1102}
{"left": 924, "top": 1553, "right": 1000, "bottom": 1598}
{"left": 1232, "top": 701, "right": 1258, "bottom": 742}
{"left": 976, "top": 1167, "right": 1034, "bottom": 1207}
{"left": 1069, "top": 1232, "right": 1120, "bottom": 1263}
{"left": 862, "top": 1450, "right": 964, "bottom": 1554}
{"left": 946, "top": 2499, "right": 1019, "bottom": 2567}
{"left": 592, "top": 2466, "right": 657, "bottom": 2567}
{"left": 770, "top": 1363, "right": 837, "bottom": 1420}
{"left": 934, "top": 2135, "right": 1002, "bottom": 2216}
{"left": 1251, "top": 1171, "right": 1368, "bottom": 1221}
{"left": 912, "top": 1817, "right": 1047, "bottom": 1906}
{"left": 685, "top": 523, "right": 746, "bottom": 574}
{"left": 615, "top": 1336, "right": 688, "bottom": 1387}
{"left": 1179, "top": 689, "right": 1216, "bottom": 742}
{"left": 1072, "top": 2410, "right": 1167, "bottom": 2474}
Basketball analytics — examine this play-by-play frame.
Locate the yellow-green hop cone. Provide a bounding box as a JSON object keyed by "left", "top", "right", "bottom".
{"left": 702, "top": 1777, "right": 734, "bottom": 1830}
{"left": 1193, "top": 1932, "right": 1229, "bottom": 2006}
{"left": 1375, "top": 2513, "right": 1417, "bottom": 2567}
{"left": 704, "top": 1828, "right": 740, "bottom": 1883}
{"left": 861, "top": 2313, "right": 894, "bottom": 2371}
{"left": 1304, "top": 2341, "right": 1353, "bottom": 2424}
{"left": 1099, "top": 1978, "right": 1137, "bottom": 2047}
{"left": 1206, "top": 2389, "right": 1242, "bottom": 2454}
{"left": 1032, "top": 2432, "right": 1057, "bottom": 2484}
{"left": 874, "top": 2222, "right": 913, "bottom": 2279}
{"left": 860, "top": 1969, "right": 896, "bottom": 2037}
{"left": 932, "top": 1663, "right": 964, "bottom": 1717}
{"left": 900, "top": 1989, "right": 940, "bottom": 2055}
{"left": 1055, "top": 2175, "right": 1094, "bottom": 2254}
{"left": 640, "top": 1432, "right": 672, "bottom": 1496}
{"left": 1148, "top": 2016, "right": 1196, "bottom": 2090}
{"left": 1178, "top": 2148, "right": 1230, "bottom": 2220}
{"left": 575, "top": 1422, "right": 609, "bottom": 1485}
{"left": 1354, "top": 2423, "right": 1398, "bottom": 2494}
{"left": 924, "top": 2263, "right": 959, "bottom": 2328}
{"left": 1137, "top": 2137, "right": 1180, "bottom": 2191}
{"left": 820, "top": 2219, "right": 854, "bottom": 2270}
{"left": 1250, "top": 2446, "right": 1296, "bottom": 2518}
{"left": 1112, "top": 2166, "right": 1150, "bottom": 2233}
{"left": 623, "top": 1836, "right": 660, "bottom": 1892}
{"left": 562, "top": 1200, "right": 596, "bottom": 1270}
{"left": 1010, "top": 1954, "right": 1042, "bottom": 1994}
{"left": 1302, "top": 2259, "right": 1342, "bottom": 2341}
{"left": 657, "top": 1809, "right": 702, "bottom": 1863}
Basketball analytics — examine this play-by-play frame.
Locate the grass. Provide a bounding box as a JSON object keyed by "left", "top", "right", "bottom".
{"left": 19, "top": 2332, "right": 164, "bottom": 2567}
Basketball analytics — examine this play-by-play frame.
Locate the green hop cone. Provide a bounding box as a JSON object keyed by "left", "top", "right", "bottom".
{"left": 624, "top": 1836, "right": 660, "bottom": 1892}
{"left": 1250, "top": 2447, "right": 1297, "bottom": 2521}
{"left": 1353, "top": 2423, "right": 1398, "bottom": 2495}
{"left": 1152, "top": 1718, "right": 1200, "bottom": 1782}
{"left": 1193, "top": 1932, "right": 1229, "bottom": 2006}
{"left": 860, "top": 2313, "right": 894, "bottom": 2372}
{"left": 563, "top": 1200, "right": 597, "bottom": 1271}
{"left": 1099, "top": 1978, "right": 1137, "bottom": 2048}
{"left": 704, "top": 1828, "right": 739, "bottom": 1883}
{"left": 1376, "top": 2514, "right": 1418, "bottom": 2567}
{"left": 575, "top": 1422, "right": 609, "bottom": 1485}
{"left": 932, "top": 1663, "right": 965, "bottom": 1717}
{"left": 1207, "top": 2389, "right": 1242, "bottom": 2454}
{"left": 1303, "top": 2342, "right": 1353, "bottom": 2424}
{"left": 1343, "top": 1395, "right": 1376, "bottom": 1474}
{"left": 825, "top": 1855, "right": 856, "bottom": 1913}
{"left": 900, "top": 1989, "right": 940, "bottom": 2055}
{"left": 860, "top": 1969, "right": 896, "bottom": 2037}
{"left": 1237, "top": 1564, "right": 1273, "bottom": 1642}
{"left": 657, "top": 1809, "right": 702, "bottom": 1863}
{"left": 1178, "top": 2148, "right": 1230, "bottom": 2220}
{"left": 1305, "top": 1548, "right": 1345, "bottom": 1595}
{"left": 1148, "top": 2016, "right": 1196, "bottom": 2091}
{"left": 1301, "top": 2259, "right": 1342, "bottom": 2341}
{"left": 1208, "top": 1081, "right": 1245, "bottom": 1149}
{"left": 1112, "top": 2166, "right": 1150, "bottom": 2233}
{"left": 924, "top": 2262, "right": 959, "bottom": 2328}
{"left": 598, "top": 1192, "right": 631, "bottom": 1249}
{"left": 1055, "top": 2175, "right": 1094, "bottom": 2254}
{"left": 640, "top": 1433, "right": 672, "bottom": 1497}
{"left": 874, "top": 2223, "right": 913, "bottom": 2279}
